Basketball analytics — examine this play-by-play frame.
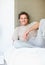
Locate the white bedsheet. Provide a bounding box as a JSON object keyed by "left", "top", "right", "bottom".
{"left": 4, "top": 47, "right": 45, "bottom": 65}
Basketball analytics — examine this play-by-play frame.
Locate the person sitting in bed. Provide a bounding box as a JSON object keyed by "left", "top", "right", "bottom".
{"left": 12, "top": 11, "right": 45, "bottom": 48}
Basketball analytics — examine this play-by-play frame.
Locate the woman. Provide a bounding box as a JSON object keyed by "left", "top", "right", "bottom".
{"left": 12, "top": 11, "right": 45, "bottom": 48}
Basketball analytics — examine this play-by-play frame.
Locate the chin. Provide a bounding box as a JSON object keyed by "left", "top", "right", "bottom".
{"left": 21, "top": 22, "right": 28, "bottom": 26}
{"left": 22, "top": 24, "right": 26, "bottom": 26}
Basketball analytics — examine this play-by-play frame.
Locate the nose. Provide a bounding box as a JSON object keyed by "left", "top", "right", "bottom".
{"left": 21, "top": 18, "right": 25, "bottom": 22}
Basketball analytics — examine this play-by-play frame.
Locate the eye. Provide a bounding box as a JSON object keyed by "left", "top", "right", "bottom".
{"left": 24, "top": 18, "right": 27, "bottom": 19}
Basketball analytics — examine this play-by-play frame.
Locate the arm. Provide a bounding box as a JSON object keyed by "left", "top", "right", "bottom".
{"left": 22, "top": 22, "right": 40, "bottom": 41}
{"left": 26, "top": 22, "right": 39, "bottom": 34}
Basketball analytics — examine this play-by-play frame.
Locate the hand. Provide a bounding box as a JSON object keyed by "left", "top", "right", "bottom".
{"left": 22, "top": 31, "right": 29, "bottom": 41}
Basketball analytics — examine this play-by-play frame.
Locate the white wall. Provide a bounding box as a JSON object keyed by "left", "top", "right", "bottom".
{"left": 0, "top": 0, "right": 14, "bottom": 53}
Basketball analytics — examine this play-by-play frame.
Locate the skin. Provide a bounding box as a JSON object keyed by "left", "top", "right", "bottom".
{"left": 19, "top": 14, "right": 29, "bottom": 26}
{"left": 19, "top": 14, "right": 40, "bottom": 41}
{"left": 23, "top": 22, "right": 39, "bottom": 41}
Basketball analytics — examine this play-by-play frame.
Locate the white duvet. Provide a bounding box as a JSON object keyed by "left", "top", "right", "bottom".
{"left": 4, "top": 47, "right": 45, "bottom": 65}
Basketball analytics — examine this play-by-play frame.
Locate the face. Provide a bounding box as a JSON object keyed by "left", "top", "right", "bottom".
{"left": 19, "top": 14, "right": 28, "bottom": 26}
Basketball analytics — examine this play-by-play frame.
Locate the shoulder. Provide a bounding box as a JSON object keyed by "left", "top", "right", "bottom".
{"left": 14, "top": 26, "right": 21, "bottom": 32}
{"left": 14, "top": 26, "right": 19, "bottom": 30}
{"left": 29, "top": 21, "right": 39, "bottom": 26}
{"left": 27, "top": 21, "right": 39, "bottom": 28}
{"left": 32, "top": 21, "right": 40, "bottom": 26}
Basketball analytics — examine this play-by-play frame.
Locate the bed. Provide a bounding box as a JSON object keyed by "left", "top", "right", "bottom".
{"left": 4, "top": 47, "right": 45, "bottom": 65}
{"left": 4, "top": 19, "right": 45, "bottom": 65}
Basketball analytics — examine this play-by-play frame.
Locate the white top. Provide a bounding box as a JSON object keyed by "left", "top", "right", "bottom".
{"left": 12, "top": 22, "right": 37, "bottom": 41}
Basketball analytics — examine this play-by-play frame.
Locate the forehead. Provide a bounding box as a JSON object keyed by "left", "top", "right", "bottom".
{"left": 20, "top": 14, "right": 27, "bottom": 17}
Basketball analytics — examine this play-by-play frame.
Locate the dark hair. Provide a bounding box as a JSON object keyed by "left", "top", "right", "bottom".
{"left": 18, "top": 11, "right": 30, "bottom": 23}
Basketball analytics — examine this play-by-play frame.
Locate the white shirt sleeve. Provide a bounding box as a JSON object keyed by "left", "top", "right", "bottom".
{"left": 12, "top": 27, "right": 19, "bottom": 41}
{"left": 29, "top": 21, "right": 38, "bottom": 27}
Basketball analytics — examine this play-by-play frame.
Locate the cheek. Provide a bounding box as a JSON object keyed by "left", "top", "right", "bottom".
{"left": 25, "top": 19, "right": 28, "bottom": 23}
{"left": 20, "top": 19, "right": 28, "bottom": 24}
{"left": 20, "top": 19, "right": 23, "bottom": 22}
